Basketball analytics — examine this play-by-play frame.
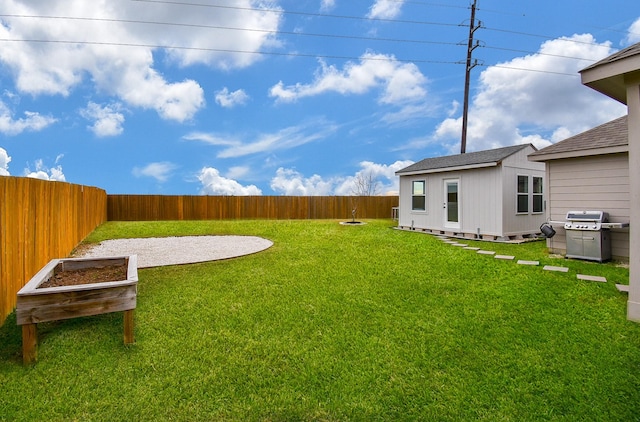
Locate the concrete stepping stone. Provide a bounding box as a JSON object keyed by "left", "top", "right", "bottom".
{"left": 517, "top": 260, "right": 539, "bottom": 266}
{"left": 477, "top": 250, "right": 496, "bottom": 255}
{"left": 577, "top": 274, "right": 607, "bottom": 283}
{"left": 464, "top": 247, "right": 480, "bottom": 250}
{"left": 451, "top": 243, "right": 467, "bottom": 247}
{"left": 442, "top": 240, "right": 458, "bottom": 244}
{"left": 543, "top": 265, "right": 569, "bottom": 272}
{"left": 495, "top": 255, "right": 515, "bottom": 260}
{"left": 616, "top": 284, "right": 630, "bottom": 292}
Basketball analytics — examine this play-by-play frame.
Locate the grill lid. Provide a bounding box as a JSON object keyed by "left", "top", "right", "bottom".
{"left": 565, "top": 210, "right": 608, "bottom": 222}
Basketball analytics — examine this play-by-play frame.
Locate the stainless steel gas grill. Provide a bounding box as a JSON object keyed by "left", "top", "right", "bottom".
{"left": 563, "top": 210, "right": 613, "bottom": 262}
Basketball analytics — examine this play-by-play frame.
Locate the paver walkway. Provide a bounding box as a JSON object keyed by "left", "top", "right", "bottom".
{"left": 577, "top": 274, "right": 607, "bottom": 283}
{"left": 430, "top": 233, "right": 622, "bottom": 290}
{"left": 518, "top": 260, "right": 539, "bottom": 266}
{"left": 543, "top": 265, "right": 569, "bottom": 272}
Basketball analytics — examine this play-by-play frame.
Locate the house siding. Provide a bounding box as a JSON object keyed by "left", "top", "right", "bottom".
{"left": 546, "top": 153, "right": 630, "bottom": 260}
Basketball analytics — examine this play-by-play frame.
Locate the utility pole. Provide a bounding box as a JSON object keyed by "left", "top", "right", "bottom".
{"left": 461, "top": 0, "right": 480, "bottom": 153}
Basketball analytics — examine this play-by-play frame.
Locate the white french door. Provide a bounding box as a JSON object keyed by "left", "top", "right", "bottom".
{"left": 444, "top": 179, "right": 460, "bottom": 229}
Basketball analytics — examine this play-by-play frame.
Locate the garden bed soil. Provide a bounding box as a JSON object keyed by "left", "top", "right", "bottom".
{"left": 38, "top": 264, "right": 127, "bottom": 288}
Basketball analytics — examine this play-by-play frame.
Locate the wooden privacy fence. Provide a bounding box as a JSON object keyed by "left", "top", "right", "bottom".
{"left": 1, "top": 188, "right": 397, "bottom": 325}
{"left": 0, "top": 177, "right": 107, "bottom": 325}
{"left": 108, "top": 195, "right": 399, "bottom": 221}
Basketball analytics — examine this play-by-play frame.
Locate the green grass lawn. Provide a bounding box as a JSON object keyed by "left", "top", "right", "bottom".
{"left": 1, "top": 219, "right": 639, "bottom": 421}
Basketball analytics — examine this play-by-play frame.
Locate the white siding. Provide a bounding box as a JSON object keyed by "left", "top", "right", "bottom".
{"left": 398, "top": 169, "right": 502, "bottom": 235}
{"left": 398, "top": 145, "right": 546, "bottom": 238}
{"left": 501, "top": 147, "right": 547, "bottom": 235}
{"left": 459, "top": 167, "right": 503, "bottom": 235}
{"left": 545, "top": 153, "right": 629, "bottom": 260}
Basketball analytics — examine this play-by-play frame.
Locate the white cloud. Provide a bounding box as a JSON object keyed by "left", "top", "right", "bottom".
{"left": 367, "top": 0, "right": 404, "bottom": 19}
{"left": 0, "top": 147, "right": 11, "bottom": 175}
{"left": 0, "top": 101, "right": 57, "bottom": 135}
{"left": 626, "top": 17, "right": 640, "bottom": 44}
{"left": 48, "top": 166, "right": 65, "bottom": 181}
{"left": 270, "top": 168, "right": 335, "bottom": 195}
{"left": 269, "top": 53, "right": 427, "bottom": 105}
{"left": 106, "top": 65, "right": 204, "bottom": 122}
{"left": 197, "top": 167, "right": 262, "bottom": 195}
{"left": 380, "top": 103, "right": 438, "bottom": 126}
{"left": 433, "top": 34, "right": 626, "bottom": 152}
{"left": 0, "top": 0, "right": 281, "bottom": 121}
{"left": 24, "top": 158, "right": 65, "bottom": 181}
{"left": 270, "top": 160, "right": 412, "bottom": 195}
{"left": 132, "top": 162, "right": 177, "bottom": 182}
{"left": 182, "top": 132, "right": 240, "bottom": 146}
{"left": 81, "top": 102, "right": 125, "bottom": 137}
{"left": 334, "top": 160, "right": 414, "bottom": 195}
{"left": 215, "top": 88, "right": 250, "bottom": 108}
{"left": 221, "top": 124, "right": 337, "bottom": 158}
{"left": 320, "top": 0, "right": 336, "bottom": 11}
{"left": 227, "top": 166, "right": 250, "bottom": 179}
{"left": 188, "top": 120, "right": 338, "bottom": 159}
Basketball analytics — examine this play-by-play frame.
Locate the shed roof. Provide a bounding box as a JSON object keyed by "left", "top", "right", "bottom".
{"left": 396, "top": 144, "right": 533, "bottom": 175}
{"left": 528, "top": 116, "right": 628, "bottom": 161}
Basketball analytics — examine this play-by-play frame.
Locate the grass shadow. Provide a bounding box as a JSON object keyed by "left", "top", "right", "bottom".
{"left": 0, "top": 312, "right": 22, "bottom": 364}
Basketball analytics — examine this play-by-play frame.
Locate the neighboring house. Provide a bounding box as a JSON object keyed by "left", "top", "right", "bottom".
{"left": 528, "top": 116, "right": 630, "bottom": 260}
{"left": 395, "top": 144, "right": 546, "bottom": 240}
{"left": 579, "top": 41, "right": 640, "bottom": 321}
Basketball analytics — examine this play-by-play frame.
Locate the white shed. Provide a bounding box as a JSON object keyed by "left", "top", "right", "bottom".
{"left": 395, "top": 144, "right": 546, "bottom": 240}
{"left": 528, "top": 115, "right": 629, "bottom": 260}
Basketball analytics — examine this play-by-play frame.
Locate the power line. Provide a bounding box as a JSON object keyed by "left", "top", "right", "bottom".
{"left": 127, "top": 0, "right": 631, "bottom": 52}
{"left": 0, "top": 36, "right": 594, "bottom": 77}
{"left": 482, "top": 45, "right": 604, "bottom": 62}
{"left": 0, "top": 37, "right": 461, "bottom": 65}
{"left": 0, "top": 14, "right": 462, "bottom": 48}
{"left": 371, "top": 0, "right": 469, "bottom": 9}
{"left": 0, "top": 13, "right": 620, "bottom": 63}
{"left": 0, "top": 5, "right": 627, "bottom": 77}
{"left": 477, "top": 64, "right": 580, "bottom": 77}
{"left": 482, "top": 25, "right": 617, "bottom": 49}
{"left": 131, "top": 0, "right": 463, "bottom": 28}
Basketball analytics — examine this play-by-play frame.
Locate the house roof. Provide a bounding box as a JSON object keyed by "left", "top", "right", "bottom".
{"left": 582, "top": 43, "right": 640, "bottom": 71}
{"left": 396, "top": 144, "right": 533, "bottom": 175}
{"left": 580, "top": 42, "right": 640, "bottom": 104}
{"left": 528, "top": 115, "right": 628, "bottom": 161}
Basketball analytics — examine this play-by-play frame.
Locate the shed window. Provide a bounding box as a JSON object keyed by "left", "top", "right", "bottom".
{"left": 532, "top": 177, "right": 543, "bottom": 213}
{"left": 517, "top": 175, "right": 529, "bottom": 213}
{"left": 412, "top": 180, "right": 426, "bottom": 211}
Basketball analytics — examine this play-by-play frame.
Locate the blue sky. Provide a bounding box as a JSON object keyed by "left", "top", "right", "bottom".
{"left": 0, "top": 0, "right": 636, "bottom": 195}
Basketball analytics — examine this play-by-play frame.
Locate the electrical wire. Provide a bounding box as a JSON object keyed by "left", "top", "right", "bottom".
{"left": 0, "top": 2, "right": 634, "bottom": 77}
{"left": 0, "top": 14, "right": 462, "bottom": 48}
{"left": 130, "top": 0, "right": 463, "bottom": 28}
{"left": 0, "top": 37, "right": 462, "bottom": 65}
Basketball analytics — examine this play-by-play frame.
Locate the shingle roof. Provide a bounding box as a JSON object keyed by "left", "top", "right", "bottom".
{"left": 581, "top": 43, "right": 640, "bottom": 72}
{"left": 528, "top": 115, "right": 627, "bottom": 159}
{"left": 579, "top": 43, "right": 640, "bottom": 104}
{"left": 396, "top": 144, "right": 532, "bottom": 174}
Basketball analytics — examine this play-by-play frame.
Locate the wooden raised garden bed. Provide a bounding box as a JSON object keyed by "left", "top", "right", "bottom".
{"left": 16, "top": 255, "right": 138, "bottom": 364}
